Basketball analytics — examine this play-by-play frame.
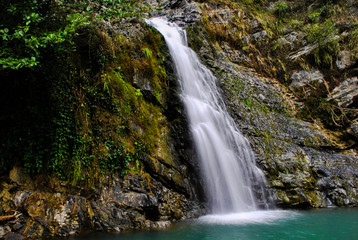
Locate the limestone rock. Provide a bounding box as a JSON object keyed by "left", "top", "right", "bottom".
{"left": 329, "top": 77, "right": 358, "bottom": 107}
{"left": 119, "top": 192, "right": 158, "bottom": 209}
{"left": 336, "top": 50, "right": 353, "bottom": 70}
{"left": 278, "top": 31, "right": 305, "bottom": 50}
{"left": 0, "top": 226, "right": 5, "bottom": 239}
{"left": 289, "top": 68, "right": 324, "bottom": 90}
{"left": 192, "top": 31, "right": 358, "bottom": 208}
{"left": 250, "top": 30, "right": 268, "bottom": 42}
{"left": 133, "top": 72, "right": 161, "bottom": 106}
{"left": 4, "top": 232, "right": 24, "bottom": 240}
{"left": 348, "top": 120, "right": 358, "bottom": 138}
{"left": 156, "top": 0, "right": 201, "bottom": 26}
{"left": 9, "top": 167, "right": 28, "bottom": 185}
{"left": 13, "top": 191, "right": 31, "bottom": 207}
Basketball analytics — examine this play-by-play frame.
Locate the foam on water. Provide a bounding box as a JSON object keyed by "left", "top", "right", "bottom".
{"left": 198, "top": 210, "right": 296, "bottom": 225}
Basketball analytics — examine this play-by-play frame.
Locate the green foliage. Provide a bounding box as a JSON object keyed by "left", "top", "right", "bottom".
{"left": 142, "top": 48, "right": 153, "bottom": 58}
{"left": 245, "top": 98, "right": 252, "bottom": 109}
{"left": 101, "top": 140, "right": 131, "bottom": 176}
{"left": 81, "top": 0, "right": 151, "bottom": 21}
{"left": 349, "top": 22, "right": 358, "bottom": 60}
{"left": 306, "top": 19, "right": 336, "bottom": 44}
{"left": 305, "top": 19, "right": 339, "bottom": 68}
{"left": 308, "top": 10, "right": 322, "bottom": 23}
{"left": 0, "top": 0, "right": 168, "bottom": 188}
{"left": 0, "top": 0, "right": 88, "bottom": 69}
{"left": 274, "top": 1, "right": 288, "bottom": 20}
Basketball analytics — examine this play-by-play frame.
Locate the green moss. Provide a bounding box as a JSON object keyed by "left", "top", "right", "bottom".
{"left": 349, "top": 22, "right": 358, "bottom": 61}
{"left": 0, "top": 13, "right": 171, "bottom": 188}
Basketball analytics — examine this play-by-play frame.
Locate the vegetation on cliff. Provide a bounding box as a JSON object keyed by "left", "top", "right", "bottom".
{"left": 0, "top": 0, "right": 357, "bottom": 238}
{"left": 191, "top": 0, "right": 358, "bottom": 143}
{"left": 186, "top": 0, "right": 358, "bottom": 208}
{"left": 0, "top": 0, "right": 169, "bottom": 187}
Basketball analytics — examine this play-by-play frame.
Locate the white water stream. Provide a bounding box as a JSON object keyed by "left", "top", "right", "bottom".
{"left": 146, "top": 18, "right": 270, "bottom": 214}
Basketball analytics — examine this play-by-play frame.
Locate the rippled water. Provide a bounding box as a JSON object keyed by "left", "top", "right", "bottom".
{"left": 70, "top": 208, "right": 358, "bottom": 240}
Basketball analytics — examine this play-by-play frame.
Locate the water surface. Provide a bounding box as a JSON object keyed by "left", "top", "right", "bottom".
{"left": 71, "top": 208, "right": 358, "bottom": 240}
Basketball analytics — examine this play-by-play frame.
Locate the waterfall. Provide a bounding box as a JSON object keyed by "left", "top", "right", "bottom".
{"left": 146, "top": 18, "right": 270, "bottom": 214}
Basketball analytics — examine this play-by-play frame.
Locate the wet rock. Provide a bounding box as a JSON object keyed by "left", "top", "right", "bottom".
{"left": 152, "top": 220, "right": 171, "bottom": 228}
{"left": 242, "top": 35, "right": 250, "bottom": 45}
{"left": 155, "top": 0, "right": 201, "bottom": 26}
{"left": 162, "top": 0, "right": 188, "bottom": 9}
{"left": 285, "top": 31, "right": 304, "bottom": 42}
{"left": 53, "top": 199, "right": 80, "bottom": 236}
{"left": 329, "top": 77, "right": 358, "bottom": 107}
{"left": 133, "top": 72, "right": 161, "bottom": 106}
{"left": 192, "top": 27, "right": 358, "bottom": 209}
{"left": 119, "top": 192, "right": 158, "bottom": 209}
{"left": 328, "top": 188, "right": 348, "bottom": 206}
{"left": 313, "top": 166, "right": 332, "bottom": 177}
{"left": 1, "top": 171, "right": 202, "bottom": 238}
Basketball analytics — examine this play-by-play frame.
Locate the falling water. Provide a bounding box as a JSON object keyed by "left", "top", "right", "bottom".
{"left": 146, "top": 18, "right": 270, "bottom": 214}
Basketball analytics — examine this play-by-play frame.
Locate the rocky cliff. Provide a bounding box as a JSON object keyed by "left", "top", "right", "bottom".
{"left": 184, "top": 0, "right": 358, "bottom": 208}
{"left": 1, "top": 0, "right": 358, "bottom": 239}
{"left": 0, "top": 4, "right": 205, "bottom": 238}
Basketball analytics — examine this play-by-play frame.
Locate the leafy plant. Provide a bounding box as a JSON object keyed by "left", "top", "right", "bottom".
{"left": 0, "top": 0, "right": 88, "bottom": 69}
{"left": 274, "top": 1, "right": 288, "bottom": 20}
{"left": 80, "top": 0, "right": 151, "bottom": 21}
{"left": 142, "top": 48, "right": 153, "bottom": 58}
{"left": 349, "top": 22, "right": 358, "bottom": 61}
{"left": 305, "top": 19, "right": 339, "bottom": 68}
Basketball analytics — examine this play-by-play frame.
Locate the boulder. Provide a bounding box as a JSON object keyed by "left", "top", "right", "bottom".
{"left": 4, "top": 232, "right": 24, "bottom": 240}
{"left": 336, "top": 50, "right": 353, "bottom": 70}
{"left": 278, "top": 31, "right": 305, "bottom": 50}
{"left": 348, "top": 120, "right": 358, "bottom": 138}
{"left": 157, "top": 0, "right": 201, "bottom": 25}
{"left": 9, "top": 167, "right": 29, "bottom": 185}
{"left": 0, "top": 226, "right": 5, "bottom": 239}
{"left": 289, "top": 68, "right": 324, "bottom": 90}
{"left": 329, "top": 77, "right": 358, "bottom": 107}
{"left": 250, "top": 30, "right": 268, "bottom": 42}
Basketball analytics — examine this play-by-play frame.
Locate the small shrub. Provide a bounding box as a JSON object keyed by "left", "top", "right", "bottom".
{"left": 349, "top": 22, "right": 358, "bottom": 61}
{"left": 305, "top": 19, "right": 339, "bottom": 68}
{"left": 274, "top": 1, "right": 288, "bottom": 20}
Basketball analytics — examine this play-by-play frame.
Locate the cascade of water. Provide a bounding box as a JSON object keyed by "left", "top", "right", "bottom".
{"left": 146, "top": 18, "right": 270, "bottom": 214}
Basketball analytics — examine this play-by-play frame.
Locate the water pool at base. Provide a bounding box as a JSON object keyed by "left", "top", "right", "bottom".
{"left": 70, "top": 208, "right": 358, "bottom": 240}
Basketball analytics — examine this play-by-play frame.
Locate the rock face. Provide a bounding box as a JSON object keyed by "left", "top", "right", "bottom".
{"left": 329, "top": 77, "right": 358, "bottom": 107}
{"left": 187, "top": 16, "right": 358, "bottom": 209}
{"left": 217, "top": 60, "right": 358, "bottom": 208}
{"left": 1, "top": 1, "right": 358, "bottom": 238}
{"left": 0, "top": 17, "right": 205, "bottom": 239}
{"left": 336, "top": 50, "right": 353, "bottom": 70}
{"left": 153, "top": 0, "right": 201, "bottom": 26}
{"left": 0, "top": 167, "right": 204, "bottom": 238}
{"left": 289, "top": 69, "right": 324, "bottom": 91}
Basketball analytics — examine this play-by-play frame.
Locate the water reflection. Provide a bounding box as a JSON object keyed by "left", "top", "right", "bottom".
{"left": 70, "top": 208, "right": 358, "bottom": 240}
